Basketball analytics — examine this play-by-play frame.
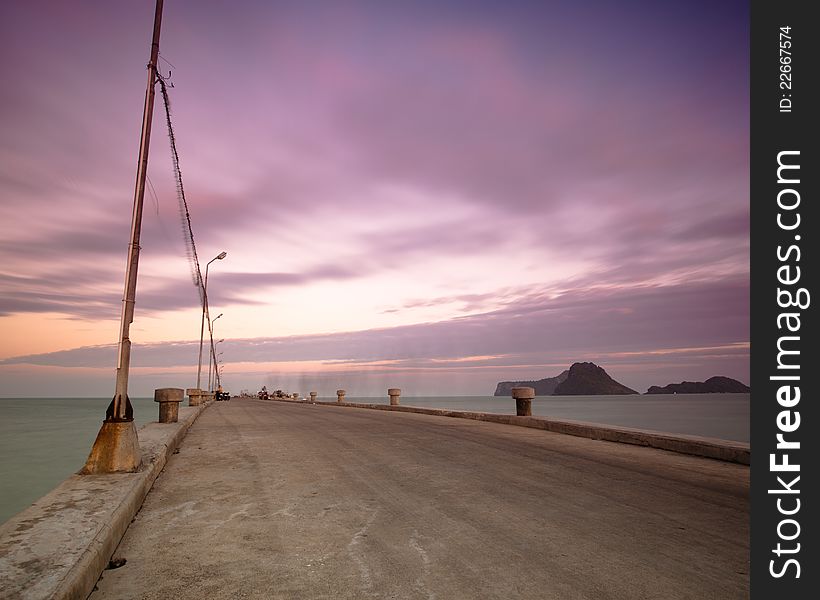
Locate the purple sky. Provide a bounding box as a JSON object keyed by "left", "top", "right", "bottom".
{"left": 0, "top": 0, "right": 749, "bottom": 397}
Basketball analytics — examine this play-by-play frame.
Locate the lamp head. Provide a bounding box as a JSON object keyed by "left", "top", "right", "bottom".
{"left": 217, "top": 251, "right": 227, "bottom": 260}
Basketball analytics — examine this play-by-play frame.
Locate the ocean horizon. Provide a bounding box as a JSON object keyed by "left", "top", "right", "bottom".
{"left": 0, "top": 393, "right": 749, "bottom": 524}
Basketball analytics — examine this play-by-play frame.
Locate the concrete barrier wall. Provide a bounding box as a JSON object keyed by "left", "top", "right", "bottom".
{"left": 270, "top": 397, "right": 750, "bottom": 465}
{"left": 0, "top": 401, "right": 211, "bottom": 600}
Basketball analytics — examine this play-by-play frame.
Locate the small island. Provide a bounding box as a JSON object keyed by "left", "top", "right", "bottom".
{"left": 495, "top": 362, "right": 637, "bottom": 396}
{"left": 645, "top": 376, "right": 750, "bottom": 394}
{"left": 494, "top": 370, "right": 569, "bottom": 396}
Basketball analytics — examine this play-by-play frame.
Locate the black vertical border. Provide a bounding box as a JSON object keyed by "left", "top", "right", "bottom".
{"left": 751, "top": 0, "right": 817, "bottom": 597}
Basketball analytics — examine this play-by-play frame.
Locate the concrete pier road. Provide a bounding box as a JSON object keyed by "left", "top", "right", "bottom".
{"left": 90, "top": 399, "right": 748, "bottom": 600}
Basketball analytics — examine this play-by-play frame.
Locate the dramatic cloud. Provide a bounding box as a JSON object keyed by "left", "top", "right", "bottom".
{"left": 2, "top": 277, "right": 749, "bottom": 395}
{"left": 0, "top": 0, "right": 748, "bottom": 396}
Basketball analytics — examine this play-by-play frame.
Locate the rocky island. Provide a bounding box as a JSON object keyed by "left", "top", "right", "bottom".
{"left": 494, "top": 362, "right": 637, "bottom": 396}
{"left": 645, "top": 376, "right": 750, "bottom": 394}
{"left": 494, "top": 370, "right": 569, "bottom": 396}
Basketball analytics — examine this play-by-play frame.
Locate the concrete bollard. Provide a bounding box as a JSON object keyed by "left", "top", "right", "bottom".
{"left": 309, "top": 391, "right": 317, "bottom": 403}
{"left": 388, "top": 388, "right": 401, "bottom": 406}
{"left": 511, "top": 387, "right": 535, "bottom": 416}
{"left": 336, "top": 389, "right": 346, "bottom": 404}
{"left": 154, "top": 388, "right": 184, "bottom": 423}
{"left": 186, "top": 388, "right": 204, "bottom": 407}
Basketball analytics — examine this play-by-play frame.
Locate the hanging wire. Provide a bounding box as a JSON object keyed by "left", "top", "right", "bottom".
{"left": 146, "top": 174, "right": 161, "bottom": 216}
{"left": 146, "top": 173, "right": 177, "bottom": 244}
{"left": 158, "top": 52, "right": 177, "bottom": 70}
{"left": 155, "top": 67, "right": 205, "bottom": 306}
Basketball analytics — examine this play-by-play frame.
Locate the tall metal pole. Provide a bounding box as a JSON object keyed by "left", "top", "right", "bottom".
{"left": 208, "top": 316, "right": 222, "bottom": 391}
{"left": 110, "top": 0, "right": 164, "bottom": 421}
{"left": 196, "top": 262, "right": 212, "bottom": 390}
{"left": 212, "top": 341, "right": 224, "bottom": 389}
{"left": 196, "top": 252, "right": 225, "bottom": 390}
{"left": 83, "top": 0, "right": 164, "bottom": 474}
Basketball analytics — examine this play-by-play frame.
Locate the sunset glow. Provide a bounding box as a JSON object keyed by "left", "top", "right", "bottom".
{"left": 0, "top": 0, "right": 749, "bottom": 396}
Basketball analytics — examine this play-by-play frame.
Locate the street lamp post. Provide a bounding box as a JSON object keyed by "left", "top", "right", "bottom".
{"left": 211, "top": 339, "right": 224, "bottom": 391}
{"left": 218, "top": 364, "right": 225, "bottom": 389}
{"left": 209, "top": 333, "right": 224, "bottom": 392}
{"left": 196, "top": 251, "right": 226, "bottom": 391}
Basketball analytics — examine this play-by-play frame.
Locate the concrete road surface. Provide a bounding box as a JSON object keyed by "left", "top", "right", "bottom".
{"left": 90, "top": 398, "right": 748, "bottom": 599}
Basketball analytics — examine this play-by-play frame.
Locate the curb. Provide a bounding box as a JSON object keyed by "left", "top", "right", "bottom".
{"left": 0, "top": 401, "right": 211, "bottom": 600}
{"left": 269, "top": 398, "right": 750, "bottom": 465}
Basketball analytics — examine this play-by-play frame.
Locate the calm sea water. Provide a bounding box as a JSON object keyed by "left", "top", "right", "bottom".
{"left": 340, "top": 394, "right": 750, "bottom": 442}
{"left": 0, "top": 397, "right": 156, "bottom": 525}
{"left": 0, "top": 394, "right": 748, "bottom": 525}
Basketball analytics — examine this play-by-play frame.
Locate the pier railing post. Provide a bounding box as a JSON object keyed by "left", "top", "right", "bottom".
{"left": 336, "top": 389, "right": 346, "bottom": 404}
{"left": 511, "top": 387, "right": 535, "bottom": 416}
{"left": 155, "top": 388, "right": 183, "bottom": 423}
{"left": 388, "top": 388, "right": 401, "bottom": 406}
{"left": 186, "top": 388, "right": 204, "bottom": 406}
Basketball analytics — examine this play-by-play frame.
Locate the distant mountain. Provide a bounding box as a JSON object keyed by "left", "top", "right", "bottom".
{"left": 553, "top": 362, "right": 638, "bottom": 395}
{"left": 646, "top": 376, "right": 750, "bottom": 395}
{"left": 494, "top": 370, "right": 569, "bottom": 397}
{"left": 494, "top": 362, "right": 637, "bottom": 396}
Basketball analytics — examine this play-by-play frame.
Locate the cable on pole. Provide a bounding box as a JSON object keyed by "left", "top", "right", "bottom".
{"left": 155, "top": 68, "right": 206, "bottom": 306}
